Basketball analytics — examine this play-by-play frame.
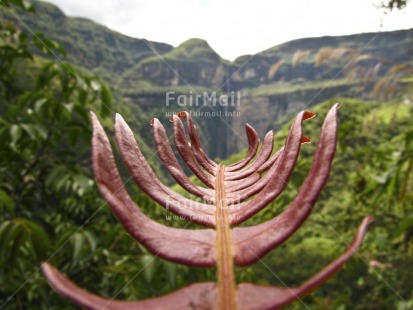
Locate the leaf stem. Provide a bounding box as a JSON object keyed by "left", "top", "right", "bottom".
{"left": 215, "top": 164, "right": 236, "bottom": 310}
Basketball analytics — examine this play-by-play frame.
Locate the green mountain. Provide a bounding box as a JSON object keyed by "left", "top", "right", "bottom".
{"left": 236, "top": 29, "right": 413, "bottom": 87}
{"left": 121, "top": 38, "right": 230, "bottom": 91}
{"left": 3, "top": 0, "right": 413, "bottom": 159}
{"left": 1, "top": 0, "right": 172, "bottom": 84}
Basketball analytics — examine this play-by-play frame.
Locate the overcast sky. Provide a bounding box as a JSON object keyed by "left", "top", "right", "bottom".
{"left": 43, "top": 0, "right": 413, "bottom": 60}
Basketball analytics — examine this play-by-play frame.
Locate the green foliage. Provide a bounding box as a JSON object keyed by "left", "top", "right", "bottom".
{"left": 0, "top": 0, "right": 34, "bottom": 12}
{"left": 259, "top": 98, "right": 413, "bottom": 309}
{"left": 0, "top": 2, "right": 130, "bottom": 308}
{"left": 248, "top": 78, "right": 359, "bottom": 97}
{"left": 0, "top": 218, "right": 51, "bottom": 268}
{"left": 0, "top": 3, "right": 197, "bottom": 309}
{"left": 0, "top": 0, "right": 172, "bottom": 86}
{"left": 4, "top": 0, "right": 412, "bottom": 163}
{"left": 173, "top": 97, "right": 413, "bottom": 309}
{"left": 0, "top": 1, "right": 412, "bottom": 309}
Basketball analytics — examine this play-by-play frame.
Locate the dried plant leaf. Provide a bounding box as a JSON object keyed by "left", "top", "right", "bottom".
{"left": 42, "top": 215, "right": 371, "bottom": 310}
{"left": 42, "top": 263, "right": 216, "bottom": 310}
{"left": 226, "top": 110, "right": 314, "bottom": 214}
{"left": 90, "top": 112, "right": 216, "bottom": 266}
{"left": 179, "top": 111, "right": 218, "bottom": 172}
{"left": 114, "top": 113, "right": 216, "bottom": 227}
{"left": 232, "top": 104, "right": 339, "bottom": 264}
{"left": 43, "top": 104, "right": 371, "bottom": 310}
{"left": 172, "top": 115, "right": 215, "bottom": 188}
{"left": 225, "top": 123, "right": 260, "bottom": 172}
{"left": 225, "top": 173, "right": 260, "bottom": 192}
{"left": 224, "top": 130, "right": 273, "bottom": 181}
{"left": 152, "top": 117, "right": 214, "bottom": 201}
{"left": 256, "top": 147, "right": 284, "bottom": 174}
{"left": 236, "top": 216, "right": 372, "bottom": 310}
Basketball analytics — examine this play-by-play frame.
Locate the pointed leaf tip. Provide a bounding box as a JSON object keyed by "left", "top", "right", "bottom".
{"left": 42, "top": 262, "right": 217, "bottom": 309}
{"left": 303, "top": 111, "right": 316, "bottom": 120}
{"left": 48, "top": 104, "right": 369, "bottom": 310}
{"left": 177, "top": 111, "right": 187, "bottom": 118}
{"left": 236, "top": 216, "right": 372, "bottom": 309}
{"left": 150, "top": 118, "right": 160, "bottom": 126}
{"left": 301, "top": 136, "right": 311, "bottom": 144}
{"left": 114, "top": 113, "right": 123, "bottom": 124}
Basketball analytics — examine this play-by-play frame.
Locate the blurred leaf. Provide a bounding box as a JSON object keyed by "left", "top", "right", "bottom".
{"left": 55, "top": 228, "right": 76, "bottom": 249}
{"left": 0, "top": 189, "right": 14, "bottom": 213}
{"left": 394, "top": 216, "right": 413, "bottom": 238}
{"left": 0, "top": 221, "right": 23, "bottom": 269}
{"left": 0, "top": 221, "right": 13, "bottom": 253}
{"left": 72, "top": 232, "right": 85, "bottom": 261}
{"left": 34, "top": 98, "right": 48, "bottom": 113}
{"left": 405, "top": 130, "right": 413, "bottom": 147}
{"left": 45, "top": 166, "right": 67, "bottom": 189}
{"left": 19, "top": 218, "right": 51, "bottom": 261}
{"left": 163, "top": 261, "right": 177, "bottom": 287}
{"left": 83, "top": 230, "right": 97, "bottom": 252}
{"left": 100, "top": 84, "right": 112, "bottom": 118}
{"left": 20, "top": 123, "right": 35, "bottom": 140}
{"left": 9, "top": 224, "right": 26, "bottom": 268}
{"left": 141, "top": 254, "right": 158, "bottom": 282}
{"left": 34, "top": 124, "right": 48, "bottom": 140}
{"left": 0, "top": 0, "right": 34, "bottom": 11}
{"left": 78, "top": 89, "right": 87, "bottom": 105}
{"left": 32, "top": 32, "right": 66, "bottom": 57}
{"left": 9, "top": 124, "right": 21, "bottom": 145}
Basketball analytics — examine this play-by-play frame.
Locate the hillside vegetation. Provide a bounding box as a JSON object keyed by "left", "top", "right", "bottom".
{"left": 0, "top": 1, "right": 412, "bottom": 309}
{"left": 3, "top": 0, "right": 412, "bottom": 158}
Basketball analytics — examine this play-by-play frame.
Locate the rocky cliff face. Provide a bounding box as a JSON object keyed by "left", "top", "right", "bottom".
{"left": 125, "top": 57, "right": 227, "bottom": 87}
{"left": 230, "top": 82, "right": 367, "bottom": 152}
{"left": 121, "top": 29, "right": 412, "bottom": 157}
{"left": 122, "top": 39, "right": 229, "bottom": 88}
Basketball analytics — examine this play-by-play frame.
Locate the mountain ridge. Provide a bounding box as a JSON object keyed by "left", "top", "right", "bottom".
{"left": 3, "top": 0, "right": 412, "bottom": 159}
{"left": 7, "top": 1, "right": 412, "bottom": 87}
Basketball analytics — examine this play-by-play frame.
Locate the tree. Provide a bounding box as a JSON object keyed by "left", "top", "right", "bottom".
{"left": 0, "top": 1, "right": 114, "bottom": 307}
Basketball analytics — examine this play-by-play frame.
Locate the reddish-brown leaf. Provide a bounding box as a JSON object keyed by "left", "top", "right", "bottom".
{"left": 236, "top": 216, "right": 372, "bottom": 310}
{"left": 91, "top": 112, "right": 216, "bottom": 266}
{"left": 42, "top": 262, "right": 217, "bottom": 310}
{"left": 232, "top": 104, "right": 340, "bottom": 264}
{"left": 43, "top": 104, "right": 371, "bottom": 310}
{"left": 152, "top": 117, "right": 214, "bottom": 201}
